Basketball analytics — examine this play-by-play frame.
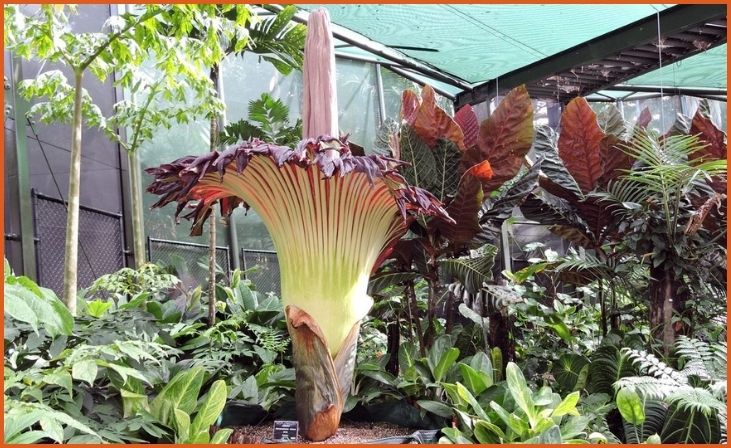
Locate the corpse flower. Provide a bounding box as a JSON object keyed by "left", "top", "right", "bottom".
{"left": 146, "top": 9, "right": 452, "bottom": 441}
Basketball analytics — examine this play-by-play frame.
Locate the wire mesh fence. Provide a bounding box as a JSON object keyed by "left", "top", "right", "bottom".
{"left": 147, "top": 237, "right": 230, "bottom": 290}
{"left": 241, "top": 249, "right": 280, "bottom": 295}
{"left": 31, "top": 190, "right": 125, "bottom": 296}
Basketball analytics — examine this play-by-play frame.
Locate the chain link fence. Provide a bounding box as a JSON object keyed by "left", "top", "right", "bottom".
{"left": 241, "top": 249, "right": 280, "bottom": 295}
{"left": 148, "top": 237, "right": 230, "bottom": 291}
{"left": 31, "top": 190, "right": 125, "bottom": 296}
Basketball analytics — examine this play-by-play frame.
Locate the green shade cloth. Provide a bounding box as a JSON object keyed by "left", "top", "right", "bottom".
{"left": 303, "top": 4, "right": 671, "bottom": 84}
{"left": 621, "top": 43, "right": 726, "bottom": 89}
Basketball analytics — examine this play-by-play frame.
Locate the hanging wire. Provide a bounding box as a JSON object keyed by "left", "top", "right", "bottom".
{"left": 26, "top": 117, "right": 98, "bottom": 279}
{"left": 655, "top": 10, "right": 666, "bottom": 135}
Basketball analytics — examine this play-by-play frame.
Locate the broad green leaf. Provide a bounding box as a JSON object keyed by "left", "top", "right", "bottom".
{"left": 150, "top": 367, "right": 204, "bottom": 426}
{"left": 469, "top": 351, "right": 494, "bottom": 387}
{"left": 616, "top": 388, "right": 645, "bottom": 426}
{"left": 416, "top": 400, "right": 454, "bottom": 418}
{"left": 433, "top": 347, "right": 460, "bottom": 382}
{"left": 537, "top": 424, "right": 563, "bottom": 443}
{"left": 121, "top": 388, "right": 149, "bottom": 418}
{"left": 544, "top": 313, "right": 574, "bottom": 343}
{"left": 210, "top": 428, "right": 233, "bottom": 444}
{"left": 458, "top": 363, "right": 489, "bottom": 396}
{"left": 552, "top": 391, "right": 580, "bottom": 417}
{"left": 440, "top": 427, "right": 473, "bottom": 444}
{"left": 4, "top": 286, "right": 39, "bottom": 333}
{"left": 474, "top": 420, "right": 504, "bottom": 444}
{"left": 85, "top": 299, "right": 113, "bottom": 318}
{"left": 7, "top": 430, "right": 49, "bottom": 444}
{"left": 173, "top": 408, "right": 191, "bottom": 443}
{"left": 455, "top": 382, "right": 488, "bottom": 420}
{"left": 71, "top": 359, "right": 98, "bottom": 385}
{"left": 39, "top": 416, "right": 64, "bottom": 443}
{"left": 99, "top": 361, "right": 151, "bottom": 385}
{"left": 44, "top": 370, "right": 73, "bottom": 398}
{"left": 505, "top": 362, "right": 536, "bottom": 424}
{"left": 190, "top": 380, "right": 228, "bottom": 438}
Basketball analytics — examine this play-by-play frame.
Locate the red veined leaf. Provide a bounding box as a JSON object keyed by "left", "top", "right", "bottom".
{"left": 636, "top": 107, "right": 652, "bottom": 130}
{"left": 433, "top": 175, "right": 484, "bottom": 248}
{"left": 401, "top": 89, "right": 420, "bottom": 123}
{"left": 689, "top": 110, "right": 727, "bottom": 162}
{"left": 454, "top": 104, "right": 479, "bottom": 149}
{"left": 467, "top": 84, "right": 534, "bottom": 194}
{"left": 558, "top": 97, "right": 605, "bottom": 193}
{"left": 598, "top": 135, "right": 634, "bottom": 187}
{"left": 405, "top": 85, "right": 466, "bottom": 151}
{"left": 466, "top": 160, "right": 494, "bottom": 180}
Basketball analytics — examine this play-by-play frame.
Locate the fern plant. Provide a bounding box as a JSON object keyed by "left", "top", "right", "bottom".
{"left": 220, "top": 93, "right": 302, "bottom": 147}
{"left": 614, "top": 336, "right": 727, "bottom": 443}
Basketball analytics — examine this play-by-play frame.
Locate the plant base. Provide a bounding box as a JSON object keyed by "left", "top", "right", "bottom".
{"left": 285, "top": 305, "right": 360, "bottom": 441}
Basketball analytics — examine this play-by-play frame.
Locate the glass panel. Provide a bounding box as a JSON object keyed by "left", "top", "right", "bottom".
{"left": 335, "top": 58, "right": 379, "bottom": 147}
{"left": 221, "top": 52, "right": 303, "bottom": 125}
{"left": 381, "top": 66, "right": 455, "bottom": 121}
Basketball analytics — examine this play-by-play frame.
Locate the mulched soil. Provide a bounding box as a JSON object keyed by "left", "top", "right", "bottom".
{"left": 227, "top": 421, "right": 414, "bottom": 444}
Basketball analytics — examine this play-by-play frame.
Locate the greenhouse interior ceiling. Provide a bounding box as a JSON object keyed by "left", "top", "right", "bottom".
{"left": 3, "top": 3, "right": 728, "bottom": 445}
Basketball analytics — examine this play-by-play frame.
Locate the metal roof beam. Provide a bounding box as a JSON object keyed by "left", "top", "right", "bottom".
{"left": 455, "top": 4, "right": 726, "bottom": 107}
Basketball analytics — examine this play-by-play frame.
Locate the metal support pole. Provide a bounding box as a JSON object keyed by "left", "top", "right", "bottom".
{"left": 9, "top": 56, "right": 37, "bottom": 279}
{"left": 375, "top": 63, "right": 387, "bottom": 125}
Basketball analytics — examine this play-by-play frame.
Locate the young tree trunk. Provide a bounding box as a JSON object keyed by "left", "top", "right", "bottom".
{"left": 127, "top": 150, "right": 146, "bottom": 268}
{"left": 487, "top": 309, "right": 514, "bottom": 366}
{"left": 649, "top": 266, "right": 682, "bottom": 354}
{"left": 207, "top": 64, "right": 220, "bottom": 327}
{"left": 61, "top": 70, "right": 84, "bottom": 315}
{"left": 385, "top": 321, "right": 400, "bottom": 376}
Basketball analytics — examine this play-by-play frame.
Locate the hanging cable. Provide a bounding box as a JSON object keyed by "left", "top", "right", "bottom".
{"left": 656, "top": 10, "right": 666, "bottom": 135}
{"left": 26, "top": 117, "right": 98, "bottom": 280}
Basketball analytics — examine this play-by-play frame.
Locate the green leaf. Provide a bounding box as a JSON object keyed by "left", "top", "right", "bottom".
{"left": 5, "top": 280, "right": 73, "bottom": 336}
{"left": 552, "top": 354, "right": 590, "bottom": 393}
{"left": 150, "top": 367, "right": 204, "bottom": 426}
{"left": 71, "top": 359, "right": 98, "bottom": 385}
{"left": 367, "top": 271, "right": 419, "bottom": 295}
{"left": 434, "top": 348, "right": 460, "bottom": 383}
{"left": 474, "top": 420, "right": 505, "bottom": 444}
{"left": 439, "top": 246, "right": 497, "bottom": 295}
{"left": 458, "top": 363, "right": 489, "bottom": 396}
{"left": 39, "top": 416, "right": 64, "bottom": 443}
{"left": 416, "top": 400, "right": 454, "bottom": 418}
{"left": 173, "top": 408, "right": 191, "bottom": 443}
{"left": 85, "top": 299, "right": 113, "bottom": 318}
{"left": 121, "top": 388, "right": 149, "bottom": 418}
{"left": 469, "top": 351, "right": 494, "bottom": 387}
{"left": 4, "top": 286, "right": 40, "bottom": 333}
{"left": 210, "top": 428, "right": 233, "bottom": 444}
{"left": 646, "top": 433, "right": 662, "bottom": 444}
{"left": 552, "top": 391, "right": 580, "bottom": 417}
{"left": 544, "top": 313, "right": 574, "bottom": 343}
{"left": 616, "top": 388, "right": 645, "bottom": 426}
{"left": 44, "top": 370, "right": 73, "bottom": 398}
{"left": 441, "top": 427, "right": 473, "bottom": 444}
{"left": 190, "top": 380, "right": 228, "bottom": 439}
{"left": 505, "top": 362, "right": 536, "bottom": 424}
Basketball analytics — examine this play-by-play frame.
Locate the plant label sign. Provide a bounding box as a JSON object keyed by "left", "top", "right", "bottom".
{"left": 272, "top": 420, "right": 298, "bottom": 442}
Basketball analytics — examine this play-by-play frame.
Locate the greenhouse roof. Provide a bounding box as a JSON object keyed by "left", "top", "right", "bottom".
{"left": 297, "top": 4, "right": 727, "bottom": 103}
{"left": 305, "top": 4, "right": 671, "bottom": 84}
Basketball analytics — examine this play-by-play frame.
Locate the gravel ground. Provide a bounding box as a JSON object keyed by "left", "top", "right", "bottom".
{"left": 226, "top": 421, "right": 414, "bottom": 444}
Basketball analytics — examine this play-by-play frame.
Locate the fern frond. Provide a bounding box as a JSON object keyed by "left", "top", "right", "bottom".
{"left": 667, "top": 387, "right": 726, "bottom": 416}
{"left": 615, "top": 376, "right": 685, "bottom": 400}
{"left": 623, "top": 348, "right": 687, "bottom": 385}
